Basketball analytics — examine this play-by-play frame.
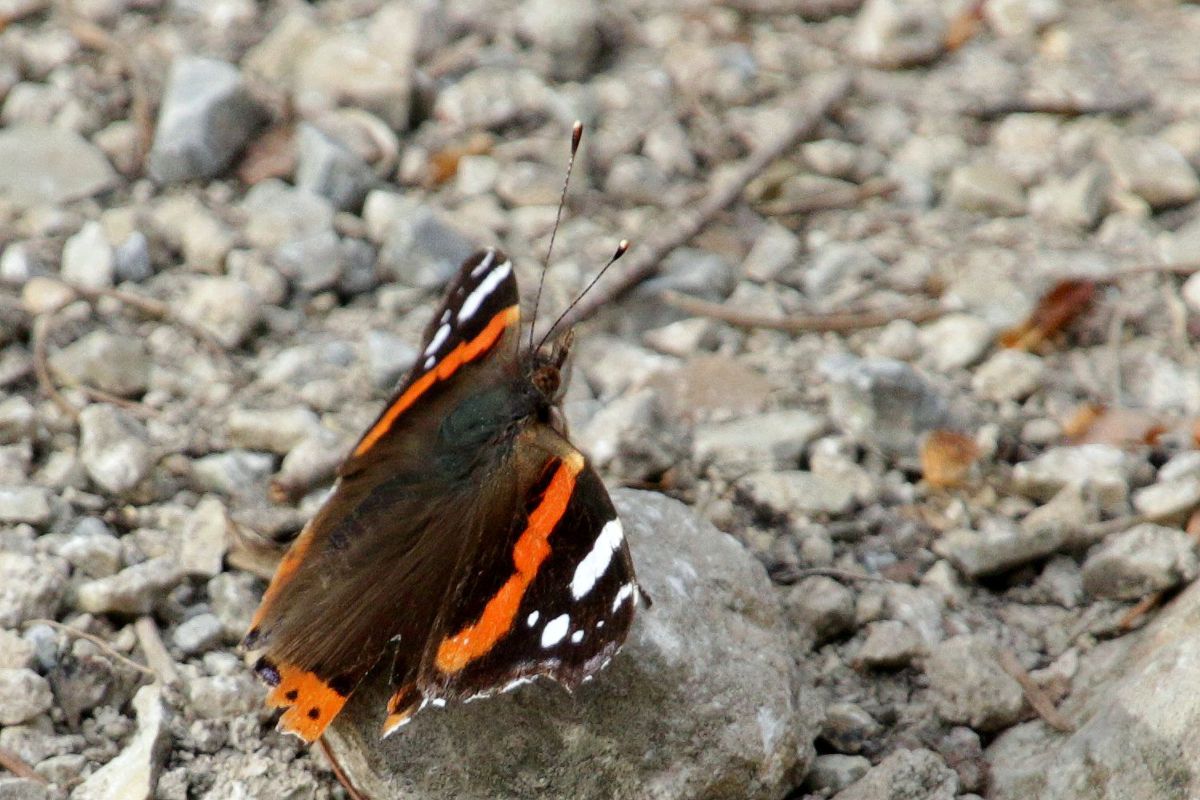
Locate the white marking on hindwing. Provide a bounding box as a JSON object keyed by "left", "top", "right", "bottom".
{"left": 612, "top": 583, "right": 636, "bottom": 613}
{"left": 470, "top": 248, "right": 496, "bottom": 278}
{"left": 541, "top": 614, "right": 570, "bottom": 647}
{"left": 459, "top": 260, "right": 511, "bottom": 321}
{"left": 570, "top": 518, "right": 624, "bottom": 600}
{"left": 570, "top": 630, "right": 584, "bottom": 644}
{"left": 527, "top": 611, "right": 539, "bottom": 627}
{"left": 424, "top": 322, "right": 451, "bottom": 357}
{"left": 423, "top": 355, "right": 435, "bottom": 369}
{"left": 431, "top": 698, "right": 446, "bottom": 708}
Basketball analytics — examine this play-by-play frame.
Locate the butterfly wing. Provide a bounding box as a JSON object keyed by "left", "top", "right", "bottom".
{"left": 381, "top": 426, "right": 640, "bottom": 735}
{"left": 244, "top": 249, "right": 524, "bottom": 742}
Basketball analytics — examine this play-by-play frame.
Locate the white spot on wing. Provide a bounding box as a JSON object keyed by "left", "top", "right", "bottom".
{"left": 570, "top": 518, "right": 624, "bottom": 599}
{"left": 423, "top": 355, "right": 435, "bottom": 369}
{"left": 431, "top": 698, "right": 447, "bottom": 708}
{"left": 526, "top": 611, "right": 539, "bottom": 627}
{"left": 470, "top": 249, "right": 496, "bottom": 278}
{"left": 541, "top": 613, "right": 570, "bottom": 647}
{"left": 612, "top": 583, "right": 635, "bottom": 613}
{"left": 570, "top": 630, "right": 584, "bottom": 644}
{"left": 459, "top": 260, "right": 511, "bottom": 321}
{"left": 424, "top": 322, "right": 451, "bottom": 357}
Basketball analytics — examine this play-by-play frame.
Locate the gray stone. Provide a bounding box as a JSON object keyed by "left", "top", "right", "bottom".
{"left": 150, "top": 195, "right": 235, "bottom": 274}
{"left": 820, "top": 354, "right": 951, "bottom": 458}
{"left": 186, "top": 672, "right": 262, "bottom": 719}
{"left": 918, "top": 313, "right": 993, "bottom": 371}
{"left": 364, "top": 192, "right": 475, "bottom": 289}
{"left": 324, "top": 490, "right": 815, "bottom": 800}
{"left": 1081, "top": 523, "right": 1198, "bottom": 600}
{"left": 58, "top": 518, "right": 122, "bottom": 578}
{"left": 692, "top": 409, "right": 825, "bottom": 468}
{"left": 1030, "top": 165, "right": 1108, "bottom": 229}
{"left": 176, "top": 276, "right": 261, "bottom": 348}
{"left": 1132, "top": 476, "right": 1200, "bottom": 523}
{"left": 208, "top": 572, "right": 261, "bottom": 640}
{"left": 60, "top": 221, "right": 115, "bottom": 290}
{"left": 575, "top": 390, "right": 682, "bottom": 481}
{"left": 804, "top": 242, "right": 885, "bottom": 299}
{"left": 172, "top": 613, "right": 225, "bottom": 656}
{"left": 0, "top": 486, "right": 49, "bottom": 525}
{"left": 925, "top": 636, "right": 1024, "bottom": 731}
{"left": 432, "top": 66, "right": 552, "bottom": 129}
{"left": 742, "top": 222, "right": 800, "bottom": 282}
{"left": 179, "top": 496, "right": 228, "bottom": 578}
{"left": 0, "top": 124, "right": 116, "bottom": 208}
{"left": 293, "top": 4, "right": 420, "bottom": 131}
{"left": 833, "top": 749, "right": 958, "bottom": 800}
{"left": 0, "top": 553, "right": 66, "bottom": 627}
{"left": 738, "top": 470, "right": 857, "bottom": 516}
{"left": 148, "top": 57, "right": 265, "bottom": 183}
{"left": 78, "top": 404, "right": 153, "bottom": 495}
{"left": 515, "top": 0, "right": 603, "bottom": 80}
{"left": 851, "top": 0, "right": 947, "bottom": 68}
{"left": 0, "top": 777, "right": 49, "bottom": 800}
{"left": 971, "top": 350, "right": 1045, "bottom": 402}
{"left": 113, "top": 230, "right": 152, "bottom": 283}
{"left": 242, "top": 10, "right": 322, "bottom": 86}
{"left": 821, "top": 702, "right": 882, "bottom": 754}
{"left": 933, "top": 518, "right": 1072, "bottom": 578}
{"left": 364, "top": 330, "right": 418, "bottom": 390}
{"left": 946, "top": 163, "right": 1027, "bottom": 216}
{"left": 0, "top": 668, "right": 52, "bottom": 725}
{"left": 226, "top": 407, "right": 320, "bottom": 455}
{"left": 191, "top": 450, "right": 275, "bottom": 496}
{"left": 855, "top": 620, "right": 926, "bottom": 669}
{"left": 75, "top": 557, "right": 184, "bottom": 615}
{"left": 1101, "top": 136, "right": 1200, "bottom": 209}
{"left": 72, "top": 684, "right": 169, "bottom": 800}
{"left": 49, "top": 331, "right": 150, "bottom": 398}
{"left": 984, "top": 0, "right": 1063, "bottom": 36}
{"left": 786, "top": 576, "right": 856, "bottom": 643}
{"left": 295, "top": 122, "right": 375, "bottom": 211}
{"left": 986, "top": 578, "right": 1200, "bottom": 799}
{"left": 0, "top": 629, "right": 33, "bottom": 669}
{"left": 805, "top": 754, "right": 871, "bottom": 794}
{"left": 1160, "top": 451, "right": 1200, "bottom": 482}
{"left": 1011, "top": 444, "right": 1133, "bottom": 514}
{"left": 992, "top": 114, "right": 1061, "bottom": 184}
{"left": 1183, "top": 272, "right": 1200, "bottom": 314}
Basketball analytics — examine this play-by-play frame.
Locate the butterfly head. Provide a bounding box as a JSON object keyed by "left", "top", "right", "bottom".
{"left": 528, "top": 328, "right": 573, "bottom": 405}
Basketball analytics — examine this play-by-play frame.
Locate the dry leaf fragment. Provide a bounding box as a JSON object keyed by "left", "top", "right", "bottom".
{"left": 427, "top": 132, "right": 494, "bottom": 187}
{"left": 1065, "top": 404, "right": 1165, "bottom": 447}
{"left": 237, "top": 124, "right": 297, "bottom": 185}
{"left": 999, "top": 279, "right": 1097, "bottom": 351}
{"left": 920, "top": 429, "right": 980, "bottom": 488}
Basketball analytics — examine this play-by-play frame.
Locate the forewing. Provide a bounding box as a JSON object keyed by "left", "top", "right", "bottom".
{"left": 243, "top": 248, "right": 522, "bottom": 742}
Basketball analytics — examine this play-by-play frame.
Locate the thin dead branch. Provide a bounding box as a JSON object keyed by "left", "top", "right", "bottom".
{"left": 0, "top": 746, "right": 46, "bottom": 783}
{"left": 554, "top": 72, "right": 854, "bottom": 330}
{"left": 661, "top": 290, "right": 945, "bottom": 333}
{"left": 24, "top": 618, "right": 156, "bottom": 679}
{"left": 31, "top": 314, "right": 80, "bottom": 421}
{"left": 968, "top": 93, "right": 1153, "bottom": 121}
{"left": 998, "top": 649, "right": 1075, "bottom": 733}
{"left": 759, "top": 178, "right": 897, "bottom": 216}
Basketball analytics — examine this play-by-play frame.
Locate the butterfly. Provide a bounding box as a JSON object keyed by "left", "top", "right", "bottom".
{"left": 242, "top": 242, "right": 643, "bottom": 743}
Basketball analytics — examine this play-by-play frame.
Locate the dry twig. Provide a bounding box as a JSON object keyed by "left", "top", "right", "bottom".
{"left": 31, "top": 314, "right": 81, "bottom": 421}
{"left": 998, "top": 649, "right": 1075, "bottom": 733}
{"left": 968, "top": 93, "right": 1152, "bottom": 121}
{"left": 661, "top": 290, "right": 945, "bottom": 333}
{"left": 554, "top": 72, "right": 854, "bottom": 330}
{"left": 0, "top": 746, "right": 46, "bottom": 784}
{"left": 758, "top": 178, "right": 898, "bottom": 216}
{"left": 778, "top": 567, "right": 888, "bottom": 584}
{"left": 23, "top": 618, "right": 156, "bottom": 679}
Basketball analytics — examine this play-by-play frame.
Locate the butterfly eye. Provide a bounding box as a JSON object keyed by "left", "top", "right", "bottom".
{"left": 532, "top": 364, "right": 561, "bottom": 399}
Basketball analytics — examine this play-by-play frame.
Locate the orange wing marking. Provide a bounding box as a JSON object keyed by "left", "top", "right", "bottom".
{"left": 434, "top": 453, "right": 583, "bottom": 674}
{"left": 267, "top": 662, "right": 349, "bottom": 743}
{"left": 353, "top": 305, "right": 520, "bottom": 458}
{"left": 248, "top": 521, "right": 317, "bottom": 632}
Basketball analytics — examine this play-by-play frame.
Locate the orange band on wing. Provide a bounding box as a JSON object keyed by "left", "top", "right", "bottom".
{"left": 248, "top": 521, "right": 318, "bottom": 631}
{"left": 353, "top": 305, "right": 520, "bottom": 458}
{"left": 435, "top": 453, "right": 583, "bottom": 674}
{"left": 267, "top": 662, "right": 349, "bottom": 743}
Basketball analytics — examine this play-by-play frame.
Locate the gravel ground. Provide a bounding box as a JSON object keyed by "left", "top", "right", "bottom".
{"left": 1, "top": 1, "right": 1200, "bottom": 799}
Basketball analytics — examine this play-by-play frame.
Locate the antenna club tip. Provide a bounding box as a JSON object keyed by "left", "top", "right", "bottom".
{"left": 571, "top": 121, "right": 583, "bottom": 151}
{"left": 615, "top": 239, "right": 630, "bottom": 257}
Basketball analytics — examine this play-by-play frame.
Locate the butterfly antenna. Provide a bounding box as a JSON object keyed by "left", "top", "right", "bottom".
{"left": 537, "top": 239, "right": 630, "bottom": 351}
{"left": 527, "top": 120, "right": 584, "bottom": 352}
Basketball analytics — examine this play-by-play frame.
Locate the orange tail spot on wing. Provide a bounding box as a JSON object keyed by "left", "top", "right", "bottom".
{"left": 354, "top": 305, "right": 520, "bottom": 458}
{"left": 382, "top": 684, "right": 421, "bottom": 737}
{"left": 268, "top": 662, "right": 349, "bottom": 743}
{"left": 435, "top": 454, "right": 583, "bottom": 674}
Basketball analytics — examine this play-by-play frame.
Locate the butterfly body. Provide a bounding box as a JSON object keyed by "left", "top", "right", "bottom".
{"left": 244, "top": 248, "right": 641, "bottom": 742}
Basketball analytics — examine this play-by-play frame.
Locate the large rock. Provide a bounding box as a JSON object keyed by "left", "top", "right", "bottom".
{"left": 987, "top": 577, "right": 1200, "bottom": 799}
{"left": 72, "top": 684, "right": 170, "bottom": 800}
{"left": 324, "top": 489, "right": 815, "bottom": 800}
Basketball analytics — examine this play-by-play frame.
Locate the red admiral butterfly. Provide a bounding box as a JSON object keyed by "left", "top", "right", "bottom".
{"left": 243, "top": 127, "right": 643, "bottom": 743}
